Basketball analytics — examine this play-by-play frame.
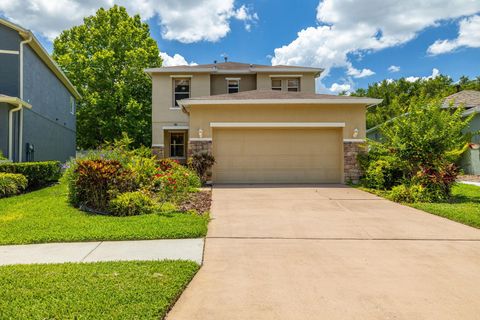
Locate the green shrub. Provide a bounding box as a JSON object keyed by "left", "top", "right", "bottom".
{"left": 71, "top": 159, "right": 137, "bottom": 211}
{"left": 363, "top": 155, "right": 404, "bottom": 189}
{"left": 388, "top": 185, "right": 412, "bottom": 202}
{"left": 188, "top": 152, "right": 215, "bottom": 184}
{"left": 0, "top": 161, "right": 61, "bottom": 188}
{"left": 388, "top": 184, "right": 442, "bottom": 203}
{"left": 109, "top": 191, "right": 156, "bottom": 216}
{"left": 0, "top": 173, "right": 28, "bottom": 198}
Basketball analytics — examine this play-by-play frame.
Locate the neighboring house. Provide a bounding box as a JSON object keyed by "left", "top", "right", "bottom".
{"left": 146, "top": 61, "right": 381, "bottom": 184}
{"left": 0, "top": 18, "right": 80, "bottom": 162}
{"left": 366, "top": 90, "right": 480, "bottom": 175}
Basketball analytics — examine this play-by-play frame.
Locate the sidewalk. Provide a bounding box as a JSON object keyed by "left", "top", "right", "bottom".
{"left": 0, "top": 239, "right": 204, "bottom": 265}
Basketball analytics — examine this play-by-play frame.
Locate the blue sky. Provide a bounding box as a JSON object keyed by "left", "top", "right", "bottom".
{"left": 2, "top": 0, "right": 480, "bottom": 93}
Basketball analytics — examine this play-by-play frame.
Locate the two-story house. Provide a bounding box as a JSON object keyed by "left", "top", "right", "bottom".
{"left": 146, "top": 61, "right": 381, "bottom": 184}
{"left": 0, "top": 18, "right": 80, "bottom": 162}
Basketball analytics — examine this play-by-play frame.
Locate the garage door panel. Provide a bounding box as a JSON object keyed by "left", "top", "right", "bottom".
{"left": 213, "top": 128, "right": 342, "bottom": 183}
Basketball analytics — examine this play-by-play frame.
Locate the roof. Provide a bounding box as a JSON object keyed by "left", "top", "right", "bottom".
{"left": 179, "top": 89, "right": 382, "bottom": 107}
{"left": 0, "top": 18, "right": 81, "bottom": 99}
{"left": 443, "top": 90, "right": 480, "bottom": 109}
{"left": 0, "top": 94, "right": 32, "bottom": 109}
{"left": 145, "top": 61, "right": 323, "bottom": 77}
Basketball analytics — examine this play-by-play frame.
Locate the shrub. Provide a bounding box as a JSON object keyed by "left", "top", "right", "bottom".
{"left": 363, "top": 155, "right": 404, "bottom": 189}
{"left": 109, "top": 191, "right": 156, "bottom": 216}
{"left": 188, "top": 152, "right": 215, "bottom": 184}
{"left": 72, "top": 159, "right": 137, "bottom": 211}
{"left": 154, "top": 168, "right": 192, "bottom": 206}
{"left": 0, "top": 173, "right": 28, "bottom": 198}
{"left": 388, "top": 184, "right": 441, "bottom": 203}
{"left": 0, "top": 161, "right": 61, "bottom": 188}
{"left": 388, "top": 185, "right": 412, "bottom": 202}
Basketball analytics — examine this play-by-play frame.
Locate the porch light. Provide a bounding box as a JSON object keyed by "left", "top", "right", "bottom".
{"left": 353, "top": 128, "right": 359, "bottom": 138}
{"left": 198, "top": 128, "right": 203, "bottom": 138}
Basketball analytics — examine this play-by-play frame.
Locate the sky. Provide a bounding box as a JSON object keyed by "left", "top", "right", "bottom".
{"left": 1, "top": 0, "right": 480, "bottom": 94}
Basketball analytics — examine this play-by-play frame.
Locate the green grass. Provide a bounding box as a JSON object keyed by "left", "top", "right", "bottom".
{"left": 409, "top": 183, "right": 480, "bottom": 228}
{"left": 0, "top": 260, "right": 198, "bottom": 319}
{"left": 0, "top": 183, "right": 208, "bottom": 245}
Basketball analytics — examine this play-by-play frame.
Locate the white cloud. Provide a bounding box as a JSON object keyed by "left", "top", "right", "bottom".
{"left": 159, "top": 52, "right": 197, "bottom": 66}
{"left": 405, "top": 68, "right": 440, "bottom": 82}
{"left": 347, "top": 66, "right": 375, "bottom": 78}
{"left": 427, "top": 15, "right": 480, "bottom": 55}
{"left": 0, "top": 0, "right": 258, "bottom": 42}
{"left": 328, "top": 83, "right": 352, "bottom": 94}
{"left": 388, "top": 65, "right": 400, "bottom": 73}
{"left": 272, "top": 0, "right": 480, "bottom": 83}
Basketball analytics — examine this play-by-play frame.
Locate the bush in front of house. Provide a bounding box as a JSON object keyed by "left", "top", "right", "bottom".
{"left": 63, "top": 134, "right": 202, "bottom": 216}
{"left": 361, "top": 99, "right": 475, "bottom": 202}
{"left": 0, "top": 173, "right": 28, "bottom": 198}
{"left": 0, "top": 161, "right": 61, "bottom": 189}
{"left": 188, "top": 151, "right": 215, "bottom": 185}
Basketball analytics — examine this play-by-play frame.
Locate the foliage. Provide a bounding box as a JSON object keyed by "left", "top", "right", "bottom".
{"left": 188, "top": 151, "right": 215, "bottom": 184}
{"left": 0, "top": 161, "right": 61, "bottom": 189}
{"left": 0, "top": 183, "right": 209, "bottom": 245}
{"left": 351, "top": 74, "right": 480, "bottom": 129}
{"left": 0, "top": 173, "right": 27, "bottom": 198}
{"left": 154, "top": 167, "right": 193, "bottom": 207}
{"left": 0, "top": 151, "right": 6, "bottom": 160}
{"left": 72, "top": 159, "right": 137, "bottom": 212}
{"left": 109, "top": 191, "right": 157, "bottom": 216}
{"left": 361, "top": 99, "right": 474, "bottom": 201}
{"left": 52, "top": 5, "right": 162, "bottom": 148}
{"left": 0, "top": 261, "right": 199, "bottom": 320}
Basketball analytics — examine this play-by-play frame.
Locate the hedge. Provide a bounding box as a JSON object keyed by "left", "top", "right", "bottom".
{"left": 0, "top": 173, "right": 28, "bottom": 198}
{"left": 0, "top": 161, "right": 61, "bottom": 188}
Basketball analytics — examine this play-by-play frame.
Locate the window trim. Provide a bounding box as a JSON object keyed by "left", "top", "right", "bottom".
{"left": 271, "top": 78, "right": 282, "bottom": 91}
{"left": 70, "top": 96, "right": 75, "bottom": 115}
{"left": 169, "top": 131, "right": 186, "bottom": 159}
{"left": 287, "top": 78, "right": 300, "bottom": 92}
{"left": 226, "top": 78, "right": 240, "bottom": 94}
{"left": 172, "top": 78, "right": 191, "bottom": 109}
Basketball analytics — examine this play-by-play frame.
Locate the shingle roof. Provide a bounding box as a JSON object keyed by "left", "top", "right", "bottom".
{"left": 159, "top": 61, "right": 319, "bottom": 70}
{"left": 179, "top": 89, "right": 382, "bottom": 106}
{"left": 443, "top": 90, "right": 480, "bottom": 108}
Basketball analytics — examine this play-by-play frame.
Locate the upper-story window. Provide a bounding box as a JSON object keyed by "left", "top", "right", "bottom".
{"left": 271, "top": 79, "right": 282, "bottom": 91}
{"left": 227, "top": 79, "right": 240, "bottom": 93}
{"left": 173, "top": 79, "right": 190, "bottom": 108}
{"left": 70, "top": 96, "right": 75, "bottom": 115}
{"left": 287, "top": 78, "right": 300, "bottom": 92}
{"left": 271, "top": 78, "right": 300, "bottom": 91}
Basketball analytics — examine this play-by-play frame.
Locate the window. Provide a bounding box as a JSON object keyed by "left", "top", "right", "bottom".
{"left": 271, "top": 79, "right": 282, "bottom": 91}
{"left": 287, "top": 78, "right": 300, "bottom": 92}
{"left": 169, "top": 132, "right": 185, "bottom": 158}
{"left": 173, "top": 79, "right": 190, "bottom": 108}
{"left": 70, "top": 96, "right": 75, "bottom": 115}
{"left": 227, "top": 79, "right": 239, "bottom": 93}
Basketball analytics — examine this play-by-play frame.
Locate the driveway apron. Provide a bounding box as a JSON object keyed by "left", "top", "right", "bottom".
{"left": 167, "top": 185, "right": 480, "bottom": 320}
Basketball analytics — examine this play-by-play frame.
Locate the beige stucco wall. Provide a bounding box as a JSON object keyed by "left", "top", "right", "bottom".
{"left": 187, "top": 104, "right": 366, "bottom": 140}
{"left": 210, "top": 74, "right": 256, "bottom": 95}
{"left": 256, "top": 72, "right": 316, "bottom": 93}
{"left": 151, "top": 73, "right": 210, "bottom": 145}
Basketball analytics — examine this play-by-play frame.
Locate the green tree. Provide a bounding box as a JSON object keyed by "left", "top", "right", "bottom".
{"left": 53, "top": 5, "right": 162, "bottom": 148}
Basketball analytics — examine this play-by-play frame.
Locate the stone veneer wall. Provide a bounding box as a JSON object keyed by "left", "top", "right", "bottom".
{"left": 343, "top": 141, "right": 365, "bottom": 183}
{"left": 188, "top": 140, "right": 212, "bottom": 157}
{"left": 152, "top": 146, "right": 164, "bottom": 159}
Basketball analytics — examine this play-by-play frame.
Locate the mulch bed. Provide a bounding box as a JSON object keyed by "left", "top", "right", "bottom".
{"left": 458, "top": 175, "right": 480, "bottom": 182}
{"left": 179, "top": 190, "right": 212, "bottom": 215}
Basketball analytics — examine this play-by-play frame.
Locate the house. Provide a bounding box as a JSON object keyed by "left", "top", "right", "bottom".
{"left": 145, "top": 61, "right": 381, "bottom": 183}
{"left": 0, "top": 18, "right": 80, "bottom": 162}
{"left": 366, "top": 90, "right": 480, "bottom": 175}
{"left": 444, "top": 90, "right": 480, "bottom": 174}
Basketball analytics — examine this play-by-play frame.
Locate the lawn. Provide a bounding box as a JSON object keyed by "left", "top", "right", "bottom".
{"left": 0, "top": 183, "right": 208, "bottom": 245}
{"left": 0, "top": 260, "right": 198, "bottom": 319}
{"left": 409, "top": 183, "right": 480, "bottom": 228}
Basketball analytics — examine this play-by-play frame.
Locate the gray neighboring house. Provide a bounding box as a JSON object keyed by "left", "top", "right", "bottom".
{"left": 366, "top": 90, "right": 480, "bottom": 175}
{"left": 0, "top": 18, "right": 80, "bottom": 162}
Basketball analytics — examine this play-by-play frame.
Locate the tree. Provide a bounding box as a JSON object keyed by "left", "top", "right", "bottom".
{"left": 53, "top": 5, "right": 162, "bottom": 148}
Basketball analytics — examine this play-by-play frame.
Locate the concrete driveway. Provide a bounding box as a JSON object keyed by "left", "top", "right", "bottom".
{"left": 167, "top": 185, "right": 480, "bottom": 320}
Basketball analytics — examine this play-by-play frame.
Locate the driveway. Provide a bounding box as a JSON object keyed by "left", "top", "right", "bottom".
{"left": 167, "top": 185, "right": 480, "bottom": 320}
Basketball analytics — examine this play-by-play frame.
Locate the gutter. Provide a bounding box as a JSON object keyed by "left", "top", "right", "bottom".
{"left": 8, "top": 103, "right": 22, "bottom": 161}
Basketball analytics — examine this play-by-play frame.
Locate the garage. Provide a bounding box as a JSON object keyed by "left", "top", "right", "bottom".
{"left": 212, "top": 126, "right": 343, "bottom": 184}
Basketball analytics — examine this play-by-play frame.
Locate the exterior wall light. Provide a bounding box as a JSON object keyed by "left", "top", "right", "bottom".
{"left": 353, "top": 128, "right": 359, "bottom": 138}
{"left": 198, "top": 128, "right": 203, "bottom": 138}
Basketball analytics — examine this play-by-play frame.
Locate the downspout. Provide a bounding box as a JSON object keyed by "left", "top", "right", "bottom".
{"left": 8, "top": 104, "right": 22, "bottom": 161}
{"left": 18, "top": 34, "right": 33, "bottom": 162}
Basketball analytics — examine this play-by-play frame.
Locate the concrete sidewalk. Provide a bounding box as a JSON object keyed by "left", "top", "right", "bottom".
{"left": 0, "top": 238, "right": 204, "bottom": 265}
